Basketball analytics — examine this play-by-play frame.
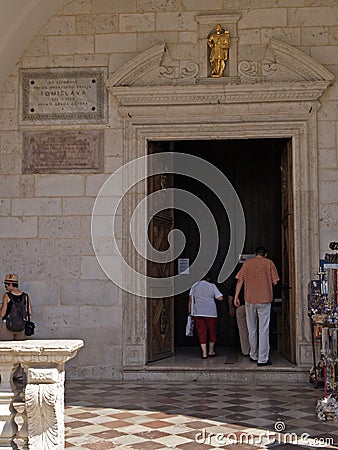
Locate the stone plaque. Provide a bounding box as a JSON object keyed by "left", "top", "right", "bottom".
{"left": 23, "top": 131, "right": 104, "bottom": 173}
{"left": 20, "top": 67, "right": 107, "bottom": 124}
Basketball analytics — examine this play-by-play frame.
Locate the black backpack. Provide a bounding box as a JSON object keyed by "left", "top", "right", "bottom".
{"left": 5, "top": 292, "right": 27, "bottom": 332}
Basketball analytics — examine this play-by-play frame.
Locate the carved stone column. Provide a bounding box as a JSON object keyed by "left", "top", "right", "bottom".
{"left": 0, "top": 340, "right": 83, "bottom": 450}
{"left": 0, "top": 362, "right": 17, "bottom": 449}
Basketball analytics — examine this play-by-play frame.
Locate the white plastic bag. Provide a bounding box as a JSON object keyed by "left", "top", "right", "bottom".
{"left": 185, "top": 315, "right": 194, "bottom": 337}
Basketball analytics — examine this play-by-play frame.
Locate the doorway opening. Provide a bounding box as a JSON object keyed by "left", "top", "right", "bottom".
{"left": 147, "top": 138, "right": 295, "bottom": 365}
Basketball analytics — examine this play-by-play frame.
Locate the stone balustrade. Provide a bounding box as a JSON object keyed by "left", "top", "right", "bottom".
{"left": 0, "top": 340, "right": 84, "bottom": 450}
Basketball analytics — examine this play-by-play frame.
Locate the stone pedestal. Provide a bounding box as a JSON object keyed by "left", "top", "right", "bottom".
{"left": 0, "top": 340, "right": 83, "bottom": 450}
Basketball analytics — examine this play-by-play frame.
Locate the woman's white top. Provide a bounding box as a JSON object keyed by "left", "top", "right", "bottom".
{"left": 189, "top": 280, "right": 222, "bottom": 318}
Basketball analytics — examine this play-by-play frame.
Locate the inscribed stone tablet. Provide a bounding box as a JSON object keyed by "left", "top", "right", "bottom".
{"left": 20, "top": 67, "right": 107, "bottom": 124}
{"left": 23, "top": 131, "right": 104, "bottom": 173}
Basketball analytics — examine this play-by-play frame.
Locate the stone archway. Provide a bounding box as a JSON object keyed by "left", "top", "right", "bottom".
{"left": 106, "top": 39, "right": 334, "bottom": 371}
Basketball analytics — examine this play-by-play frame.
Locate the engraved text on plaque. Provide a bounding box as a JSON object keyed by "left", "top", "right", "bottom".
{"left": 23, "top": 131, "right": 104, "bottom": 173}
{"left": 20, "top": 67, "right": 107, "bottom": 124}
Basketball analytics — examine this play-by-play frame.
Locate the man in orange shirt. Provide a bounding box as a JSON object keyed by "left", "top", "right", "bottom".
{"left": 234, "top": 247, "right": 279, "bottom": 366}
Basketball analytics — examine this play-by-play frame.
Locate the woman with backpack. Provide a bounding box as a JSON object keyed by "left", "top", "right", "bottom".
{"left": 1, "top": 273, "right": 33, "bottom": 341}
{"left": 1, "top": 274, "right": 33, "bottom": 383}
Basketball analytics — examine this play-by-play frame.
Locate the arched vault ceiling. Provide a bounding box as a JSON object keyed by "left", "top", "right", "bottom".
{"left": 0, "top": 0, "right": 70, "bottom": 93}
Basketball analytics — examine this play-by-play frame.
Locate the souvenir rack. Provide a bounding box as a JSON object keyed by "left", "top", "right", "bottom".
{"left": 308, "top": 244, "right": 338, "bottom": 420}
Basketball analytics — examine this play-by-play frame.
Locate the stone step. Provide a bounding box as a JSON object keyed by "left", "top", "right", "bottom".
{"left": 124, "top": 366, "right": 309, "bottom": 383}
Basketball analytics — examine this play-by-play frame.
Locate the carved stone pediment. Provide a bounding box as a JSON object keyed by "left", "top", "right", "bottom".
{"left": 107, "top": 39, "right": 334, "bottom": 90}
{"left": 239, "top": 39, "right": 335, "bottom": 83}
{"left": 106, "top": 43, "right": 199, "bottom": 87}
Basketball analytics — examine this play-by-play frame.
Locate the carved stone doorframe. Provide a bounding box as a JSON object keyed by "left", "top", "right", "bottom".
{"left": 107, "top": 39, "right": 334, "bottom": 370}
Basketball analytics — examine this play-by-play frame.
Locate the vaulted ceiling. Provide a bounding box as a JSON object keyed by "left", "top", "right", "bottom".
{"left": 0, "top": 0, "right": 70, "bottom": 92}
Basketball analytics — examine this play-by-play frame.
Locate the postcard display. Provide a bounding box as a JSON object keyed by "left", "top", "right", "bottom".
{"left": 308, "top": 243, "right": 338, "bottom": 420}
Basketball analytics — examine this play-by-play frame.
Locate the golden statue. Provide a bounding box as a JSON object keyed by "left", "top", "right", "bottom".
{"left": 207, "top": 24, "right": 230, "bottom": 78}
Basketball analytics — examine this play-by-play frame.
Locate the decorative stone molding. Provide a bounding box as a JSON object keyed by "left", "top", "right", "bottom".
{"left": 239, "top": 39, "right": 335, "bottom": 83}
{"left": 0, "top": 340, "right": 83, "bottom": 450}
{"left": 106, "top": 43, "right": 200, "bottom": 87}
{"left": 106, "top": 40, "right": 334, "bottom": 370}
{"left": 107, "top": 39, "right": 333, "bottom": 108}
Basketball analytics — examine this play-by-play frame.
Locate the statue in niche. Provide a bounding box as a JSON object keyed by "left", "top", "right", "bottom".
{"left": 207, "top": 24, "right": 230, "bottom": 78}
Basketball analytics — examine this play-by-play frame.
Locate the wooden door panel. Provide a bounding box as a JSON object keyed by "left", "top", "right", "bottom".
{"left": 281, "top": 140, "right": 296, "bottom": 362}
{"left": 147, "top": 142, "right": 174, "bottom": 362}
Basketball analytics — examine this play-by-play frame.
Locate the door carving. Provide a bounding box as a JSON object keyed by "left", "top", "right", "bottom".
{"left": 147, "top": 142, "right": 174, "bottom": 362}
{"left": 280, "top": 141, "right": 296, "bottom": 362}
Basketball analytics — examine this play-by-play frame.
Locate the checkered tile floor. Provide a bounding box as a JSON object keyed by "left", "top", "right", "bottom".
{"left": 64, "top": 381, "right": 338, "bottom": 449}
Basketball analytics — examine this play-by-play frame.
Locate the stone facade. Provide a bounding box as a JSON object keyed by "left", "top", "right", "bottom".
{"left": 0, "top": 0, "right": 337, "bottom": 379}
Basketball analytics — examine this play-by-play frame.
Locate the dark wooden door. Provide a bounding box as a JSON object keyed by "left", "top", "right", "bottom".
{"left": 173, "top": 139, "right": 283, "bottom": 348}
{"left": 147, "top": 142, "right": 175, "bottom": 362}
{"left": 280, "top": 140, "right": 296, "bottom": 362}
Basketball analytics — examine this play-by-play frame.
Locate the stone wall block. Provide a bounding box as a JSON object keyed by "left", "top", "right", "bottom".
{"left": 80, "top": 255, "right": 112, "bottom": 279}
{"left": 239, "top": 8, "right": 287, "bottom": 29}
{"left": 109, "top": 53, "right": 138, "bottom": 74}
{"left": 60, "top": 0, "right": 91, "bottom": 15}
{"left": 0, "top": 217, "right": 37, "bottom": 238}
{"left": 92, "top": 0, "right": 136, "bottom": 13}
{"left": 22, "top": 36, "right": 48, "bottom": 57}
{"left": 39, "top": 217, "right": 81, "bottom": 238}
{"left": 12, "top": 198, "right": 61, "bottom": 216}
{"left": 319, "top": 181, "right": 338, "bottom": 203}
{"left": 61, "top": 280, "right": 121, "bottom": 306}
{"left": 0, "top": 154, "right": 21, "bottom": 174}
{"left": 302, "top": 26, "right": 329, "bottom": 46}
{"left": 20, "top": 176, "right": 35, "bottom": 198}
{"left": 35, "top": 175, "right": 84, "bottom": 197}
{"left": 318, "top": 121, "right": 336, "bottom": 148}
{"left": 77, "top": 344, "right": 119, "bottom": 367}
{"left": 329, "top": 26, "right": 338, "bottom": 45}
{"left": 55, "top": 238, "right": 94, "bottom": 256}
{"left": 120, "top": 13, "right": 155, "bottom": 32}
{"left": 178, "top": 31, "right": 198, "bottom": 44}
{"left": 0, "top": 93, "right": 16, "bottom": 109}
{"left": 311, "top": 46, "right": 338, "bottom": 66}
{"left": 137, "top": 0, "right": 180, "bottom": 12}
{"left": 0, "top": 199, "right": 10, "bottom": 216}
{"left": 40, "top": 306, "right": 80, "bottom": 328}
{"left": 40, "top": 16, "right": 76, "bottom": 36}
{"left": 288, "top": 7, "right": 338, "bottom": 26}
{"left": 22, "top": 281, "right": 59, "bottom": 306}
{"left": 181, "top": 0, "right": 222, "bottom": 10}
{"left": 0, "top": 110, "right": 17, "bottom": 130}
{"left": 261, "top": 27, "right": 301, "bottom": 45}
{"left": 74, "top": 53, "right": 110, "bottom": 66}
{"left": 319, "top": 204, "right": 338, "bottom": 226}
{"left": 23, "top": 256, "right": 81, "bottom": 280}
{"left": 0, "top": 131, "right": 19, "bottom": 154}
{"left": 168, "top": 43, "right": 198, "bottom": 60}
{"left": 62, "top": 197, "right": 95, "bottom": 216}
{"left": 318, "top": 148, "right": 336, "bottom": 168}
{"left": 0, "top": 238, "right": 54, "bottom": 257}
{"left": 156, "top": 12, "right": 198, "bottom": 31}
{"left": 238, "top": 29, "right": 261, "bottom": 45}
{"left": 85, "top": 174, "right": 113, "bottom": 196}
{"left": 95, "top": 33, "right": 137, "bottom": 53}
{"left": 320, "top": 225, "right": 338, "bottom": 255}
{"left": 49, "top": 35, "right": 94, "bottom": 55}
{"left": 76, "top": 14, "right": 118, "bottom": 34}
{"left": 105, "top": 156, "right": 123, "bottom": 173}
{"left": 80, "top": 305, "right": 122, "bottom": 332}
{"left": 105, "top": 129, "right": 123, "bottom": 157}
